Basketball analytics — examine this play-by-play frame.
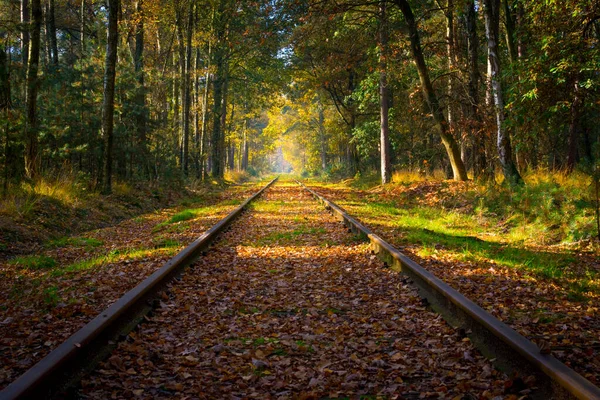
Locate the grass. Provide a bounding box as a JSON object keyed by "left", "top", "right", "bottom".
{"left": 153, "top": 203, "right": 237, "bottom": 232}
{"left": 153, "top": 208, "right": 204, "bottom": 231}
{"left": 9, "top": 255, "right": 57, "bottom": 270}
{"left": 0, "top": 174, "right": 90, "bottom": 219}
{"left": 49, "top": 246, "right": 179, "bottom": 277}
{"left": 314, "top": 168, "right": 600, "bottom": 299}
{"left": 43, "top": 286, "right": 60, "bottom": 307}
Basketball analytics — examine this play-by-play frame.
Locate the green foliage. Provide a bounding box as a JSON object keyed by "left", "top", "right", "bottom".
{"left": 10, "top": 255, "right": 57, "bottom": 270}
{"left": 42, "top": 286, "right": 61, "bottom": 308}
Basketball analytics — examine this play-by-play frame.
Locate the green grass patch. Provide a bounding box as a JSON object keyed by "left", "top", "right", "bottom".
{"left": 10, "top": 255, "right": 57, "bottom": 270}
{"left": 152, "top": 236, "right": 181, "bottom": 248}
{"left": 154, "top": 206, "right": 221, "bottom": 231}
{"left": 51, "top": 246, "right": 178, "bottom": 276}
{"left": 169, "top": 210, "right": 197, "bottom": 223}
{"left": 43, "top": 286, "right": 60, "bottom": 307}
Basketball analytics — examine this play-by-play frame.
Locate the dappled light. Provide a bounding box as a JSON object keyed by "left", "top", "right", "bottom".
{"left": 1, "top": 0, "right": 599, "bottom": 397}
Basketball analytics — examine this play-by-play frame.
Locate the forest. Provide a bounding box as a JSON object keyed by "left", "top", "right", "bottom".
{"left": 2, "top": 0, "right": 600, "bottom": 397}
{"left": 0, "top": 0, "right": 598, "bottom": 191}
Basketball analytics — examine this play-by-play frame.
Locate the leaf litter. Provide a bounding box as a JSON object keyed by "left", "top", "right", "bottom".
{"left": 0, "top": 181, "right": 265, "bottom": 389}
{"left": 308, "top": 182, "right": 600, "bottom": 387}
{"left": 80, "top": 183, "right": 531, "bottom": 399}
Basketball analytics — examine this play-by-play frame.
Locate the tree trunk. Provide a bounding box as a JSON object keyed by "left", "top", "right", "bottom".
{"left": 502, "top": 0, "right": 517, "bottom": 64}
{"left": 566, "top": 79, "right": 583, "bottom": 172}
{"left": 133, "top": 0, "right": 149, "bottom": 177}
{"left": 211, "top": 50, "right": 225, "bottom": 178}
{"left": 47, "top": 0, "right": 58, "bottom": 66}
{"left": 211, "top": 1, "right": 227, "bottom": 179}
{"left": 483, "top": 0, "right": 522, "bottom": 185}
{"left": 242, "top": 120, "right": 249, "bottom": 171}
{"left": 200, "top": 65, "right": 210, "bottom": 179}
{"left": 1, "top": 42, "right": 11, "bottom": 195}
{"left": 445, "top": 0, "right": 456, "bottom": 147}
{"left": 24, "top": 0, "right": 41, "bottom": 179}
{"left": 80, "top": 0, "right": 85, "bottom": 56}
{"left": 178, "top": 0, "right": 193, "bottom": 176}
{"left": 21, "top": 0, "right": 30, "bottom": 68}
{"left": 393, "top": 0, "right": 468, "bottom": 181}
{"left": 193, "top": 47, "right": 200, "bottom": 177}
{"left": 465, "top": 0, "right": 490, "bottom": 180}
{"left": 379, "top": 0, "right": 391, "bottom": 185}
{"left": 100, "top": 0, "right": 119, "bottom": 194}
{"left": 317, "top": 95, "right": 327, "bottom": 170}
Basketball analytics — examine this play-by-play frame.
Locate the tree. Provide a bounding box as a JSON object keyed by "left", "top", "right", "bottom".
{"left": 1, "top": 37, "right": 11, "bottom": 195}
{"left": 100, "top": 0, "right": 119, "bottom": 194}
{"left": 132, "top": 0, "right": 150, "bottom": 177}
{"left": 393, "top": 0, "right": 468, "bottom": 181}
{"left": 483, "top": 0, "right": 522, "bottom": 185}
{"left": 378, "top": 0, "right": 391, "bottom": 184}
{"left": 24, "top": 0, "right": 41, "bottom": 179}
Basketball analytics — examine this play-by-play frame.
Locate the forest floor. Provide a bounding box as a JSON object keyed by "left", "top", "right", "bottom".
{"left": 1, "top": 175, "right": 598, "bottom": 396}
{"left": 79, "top": 182, "right": 528, "bottom": 399}
{"left": 304, "top": 177, "right": 600, "bottom": 386}
{"left": 0, "top": 178, "right": 267, "bottom": 389}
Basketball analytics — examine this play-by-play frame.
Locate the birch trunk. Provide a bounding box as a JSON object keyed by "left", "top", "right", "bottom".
{"left": 483, "top": 0, "right": 522, "bottom": 185}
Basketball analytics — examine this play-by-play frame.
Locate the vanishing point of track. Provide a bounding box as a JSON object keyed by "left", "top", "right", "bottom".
{"left": 2, "top": 179, "right": 599, "bottom": 399}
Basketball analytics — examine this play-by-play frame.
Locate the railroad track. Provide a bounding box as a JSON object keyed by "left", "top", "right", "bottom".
{"left": 2, "top": 179, "right": 599, "bottom": 399}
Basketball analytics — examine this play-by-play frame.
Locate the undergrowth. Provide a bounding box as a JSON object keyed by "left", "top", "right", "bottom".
{"left": 310, "top": 168, "right": 600, "bottom": 299}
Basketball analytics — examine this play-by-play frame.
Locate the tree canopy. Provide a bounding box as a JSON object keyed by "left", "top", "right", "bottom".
{"left": 1, "top": 0, "right": 598, "bottom": 190}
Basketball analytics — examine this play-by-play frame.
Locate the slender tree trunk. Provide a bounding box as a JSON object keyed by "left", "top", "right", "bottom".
{"left": 133, "top": 0, "right": 149, "bottom": 177}
{"left": 24, "top": 0, "right": 41, "bottom": 179}
{"left": 483, "top": 0, "right": 522, "bottom": 185}
{"left": 200, "top": 64, "right": 210, "bottom": 179}
{"left": 516, "top": 3, "right": 525, "bottom": 58}
{"left": 1, "top": 42, "right": 11, "bottom": 195}
{"left": 47, "top": 0, "right": 58, "bottom": 66}
{"left": 21, "top": 0, "right": 30, "bottom": 69}
{"left": 219, "top": 67, "right": 229, "bottom": 175}
{"left": 566, "top": 79, "right": 583, "bottom": 172}
{"left": 80, "top": 0, "right": 85, "bottom": 56}
{"left": 211, "top": 52, "right": 224, "bottom": 178}
{"left": 394, "top": 0, "right": 468, "bottom": 181}
{"left": 502, "top": 0, "right": 517, "bottom": 64}
{"left": 193, "top": 47, "right": 200, "bottom": 177}
{"left": 100, "top": 0, "right": 119, "bottom": 194}
{"left": 317, "top": 95, "right": 327, "bottom": 170}
{"left": 379, "top": 0, "right": 391, "bottom": 185}
{"left": 465, "top": 0, "right": 489, "bottom": 180}
{"left": 179, "top": 1, "right": 193, "bottom": 176}
{"left": 172, "top": 51, "right": 179, "bottom": 163}
{"left": 444, "top": 0, "right": 457, "bottom": 146}
{"left": 242, "top": 119, "right": 249, "bottom": 171}
{"left": 211, "top": 1, "right": 227, "bottom": 179}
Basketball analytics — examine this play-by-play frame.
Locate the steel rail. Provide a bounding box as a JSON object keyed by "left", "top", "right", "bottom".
{"left": 298, "top": 180, "right": 600, "bottom": 400}
{"left": 1, "top": 177, "right": 278, "bottom": 400}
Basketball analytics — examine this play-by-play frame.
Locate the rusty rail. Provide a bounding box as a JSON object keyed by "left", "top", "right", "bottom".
{"left": 298, "top": 180, "right": 600, "bottom": 400}
{"left": 1, "top": 177, "right": 278, "bottom": 400}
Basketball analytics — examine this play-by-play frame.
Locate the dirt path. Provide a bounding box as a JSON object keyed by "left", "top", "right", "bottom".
{"left": 80, "top": 183, "right": 524, "bottom": 399}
